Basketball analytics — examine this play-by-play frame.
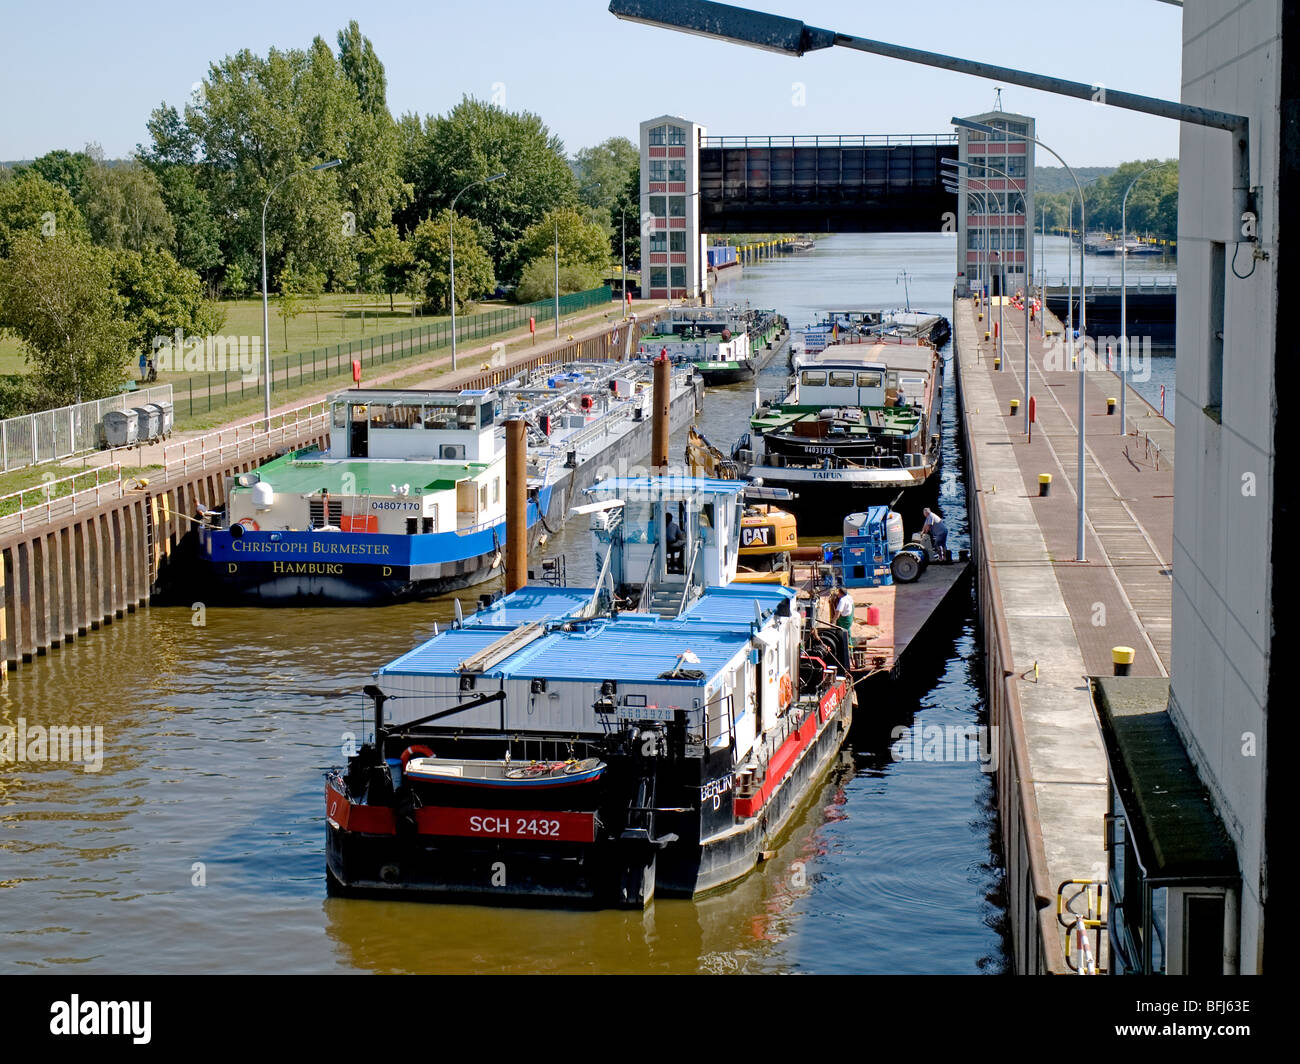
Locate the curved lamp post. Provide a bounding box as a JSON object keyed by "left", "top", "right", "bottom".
{"left": 261, "top": 158, "right": 342, "bottom": 429}
{"left": 1120, "top": 163, "right": 1171, "bottom": 434}
{"left": 450, "top": 172, "right": 506, "bottom": 370}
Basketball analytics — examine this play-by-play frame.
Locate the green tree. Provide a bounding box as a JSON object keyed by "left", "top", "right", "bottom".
{"left": 276, "top": 265, "right": 305, "bottom": 350}
{"left": 609, "top": 163, "right": 641, "bottom": 271}
{"left": 25, "top": 149, "right": 95, "bottom": 202}
{"left": 79, "top": 161, "right": 176, "bottom": 253}
{"left": 301, "top": 266, "right": 328, "bottom": 340}
{"left": 572, "top": 137, "right": 639, "bottom": 218}
{"left": 515, "top": 257, "right": 602, "bottom": 304}
{"left": 155, "top": 166, "right": 224, "bottom": 279}
{"left": 406, "top": 209, "right": 494, "bottom": 313}
{"left": 516, "top": 207, "right": 611, "bottom": 275}
{"left": 401, "top": 96, "right": 577, "bottom": 279}
{"left": 0, "top": 232, "right": 131, "bottom": 405}
{"left": 224, "top": 261, "right": 250, "bottom": 299}
{"left": 111, "top": 246, "right": 226, "bottom": 361}
{"left": 0, "top": 171, "right": 88, "bottom": 257}
{"left": 358, "top": 223, "right": 410, "bottom": 310}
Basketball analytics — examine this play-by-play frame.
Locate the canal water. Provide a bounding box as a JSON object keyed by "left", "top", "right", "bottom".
{"left": 2, "top": 234, "right": 1008, "bottom": 974}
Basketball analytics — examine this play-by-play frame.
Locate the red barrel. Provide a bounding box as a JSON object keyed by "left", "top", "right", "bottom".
{"left": 866, "top": 605, "right": 881, "bottom": 626}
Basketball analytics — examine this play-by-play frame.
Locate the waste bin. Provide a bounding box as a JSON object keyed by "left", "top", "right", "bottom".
{"left": 155, "top": 399, "right": 174, "bottom": 436}
{"left": 133, "top": 404, "right": 161, "bottom": 442}
{"left": 102, "top": 409, "right": 139, "bottom": 448}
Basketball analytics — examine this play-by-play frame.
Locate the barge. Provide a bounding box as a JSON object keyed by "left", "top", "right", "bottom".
{"left": 638, "top": 305, "right": 785, "bottom": 385}
{"left": 325, "top": 476, "right": 853, "bottom": 907}
{"left": 194, "top": 361, "right": 699, "bottom": 605}
{"left": 732, "top": 334, "right": 944, "bottom": 531}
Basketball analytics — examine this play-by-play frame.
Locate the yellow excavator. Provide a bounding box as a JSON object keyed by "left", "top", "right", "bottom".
{"left": 686, "top": 427, "right": 798, "bottom": 585}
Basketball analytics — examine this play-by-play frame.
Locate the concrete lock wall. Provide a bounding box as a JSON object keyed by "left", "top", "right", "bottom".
{"left": 0, "top": 314, "right": 663, "bottom": 671}
{"left": 952, "top": 324, "right": 1060, "bottom": 975}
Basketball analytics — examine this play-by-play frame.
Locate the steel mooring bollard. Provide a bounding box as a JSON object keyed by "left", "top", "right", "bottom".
{"left": 1112, "top": 646, "right": 1135, "bottom": 676}
{"left": 1038, "top": 473, "right": 1052, "bottom": 497}
{"left": 1010, "top": 398, "right": 1020, "bottom": 416}
{"left": 1107, "top": 397, "right": 1117, "bottom": 415}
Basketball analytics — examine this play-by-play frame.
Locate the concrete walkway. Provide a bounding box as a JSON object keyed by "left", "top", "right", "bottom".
{"left": 955, "top": 293, "right": 1178, "bottom": 952}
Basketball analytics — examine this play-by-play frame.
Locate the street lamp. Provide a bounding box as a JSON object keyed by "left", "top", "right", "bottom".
{"left": 607, "top": 0, "right": 1253, "bottom": 231}
{"left": 450, "top": 172, "right": 506, "bottom": 370}
{"left": 261, "top": 158, "right": 342, "bottom": 429}
{"left": 1120, "top": 163, "right": 1170, "bottom": 435}
{"left": 954, "top": 116, "right": 1089, "bottom": 563}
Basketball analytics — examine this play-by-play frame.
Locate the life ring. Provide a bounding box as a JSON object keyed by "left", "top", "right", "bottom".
{"left": 234, "top": 518, "right": 259, "bottom": 532}
{"left": 580, "top": 394, "right": 594, "bottom": 411}
{"left": 778, "top": 674, "right": 794, "bottom": 708}
{"left": 399, "top": 744, "right": 433, "bottom": 769}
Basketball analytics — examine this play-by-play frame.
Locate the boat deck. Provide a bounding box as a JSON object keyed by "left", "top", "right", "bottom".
{"left": 793, "top": 560, "right": 969, "bottom": 677}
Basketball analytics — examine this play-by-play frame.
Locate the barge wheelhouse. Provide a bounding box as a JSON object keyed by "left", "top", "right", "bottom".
{"left": 197, "top": 389, "right": 552, "bottom": 605}
{"left": 325, "top": 477, "right": 853, "bottom": 907}
{"left": 734, "top": 336, "right": 944, "bottom": 531}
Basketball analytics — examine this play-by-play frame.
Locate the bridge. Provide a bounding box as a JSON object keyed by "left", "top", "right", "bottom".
{"left": 697, "top": 134, "right": 958, "bottom": 233}
{"left": 639, "top": 112, "right": 1033, "bottom": 303}
{"left": 1043, "top": 276, "right": 1177, "bottom": 346}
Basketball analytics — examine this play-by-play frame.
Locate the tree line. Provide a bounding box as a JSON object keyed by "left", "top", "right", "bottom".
{"left": 1032, "top": 160, "right": 1178, "bottom": 240}
{"left": 0, "top": 21, "right": 640, "bottom": 415}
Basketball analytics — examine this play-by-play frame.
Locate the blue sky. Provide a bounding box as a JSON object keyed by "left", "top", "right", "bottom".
{"left": 1, "top": 0, "right": 1183, "bottom": 166}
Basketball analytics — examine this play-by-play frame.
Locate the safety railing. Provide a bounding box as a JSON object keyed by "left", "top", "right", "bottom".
{"left": 1043, "top": 276, "right": 1177, "bottom": 291}
{"left": 1058, "top": 879, "right": 1106, "bottom": 974}
{"left": 0, "top": 464, "right": 125, "bottom": 534}
{"left": 162, "top": 400, "right": 331, "bottom": 477}
{"left": 701, "top": 133, "right": 958, "bottom": 149}
{"left": 1, "top": 385, "right": 173, "bottom": 473}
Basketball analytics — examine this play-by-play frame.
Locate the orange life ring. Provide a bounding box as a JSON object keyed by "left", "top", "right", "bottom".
{"left": 234, "top": 518, "right": 259, "bottom": 532}
{"left": 399, "top": 744, "right": 433, "bottom": 769}
{"left": 778, "top": 674, "right": 794, "bottom": 708}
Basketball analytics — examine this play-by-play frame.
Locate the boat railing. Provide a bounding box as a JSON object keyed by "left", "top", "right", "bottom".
{"left": 702, "top": 692, "right": 736, "bottom": 750}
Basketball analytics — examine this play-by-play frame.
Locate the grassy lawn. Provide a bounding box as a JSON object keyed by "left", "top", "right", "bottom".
{"left": 0, "top": 461, "right": 161, "bottom": 516}
{"left": 0, "top": 292, "right": 511, "bottom": 378}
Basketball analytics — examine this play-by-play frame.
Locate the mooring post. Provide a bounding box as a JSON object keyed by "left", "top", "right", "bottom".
{"left": 652, "top": 354, "right": 670, "bottom": 473}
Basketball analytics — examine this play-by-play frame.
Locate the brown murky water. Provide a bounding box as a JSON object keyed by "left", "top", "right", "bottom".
{"left": 2, "top": 234, "right": 1013, "bottom": 973}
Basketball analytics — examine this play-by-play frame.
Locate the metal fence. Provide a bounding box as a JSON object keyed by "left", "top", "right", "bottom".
{"left": 177, "top": 287, "right": 616, "bottom": 420}
{"left": 1, "top": 385, "right": 173, "bottom": 474}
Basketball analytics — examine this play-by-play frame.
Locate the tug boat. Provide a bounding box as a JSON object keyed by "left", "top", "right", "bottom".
{"left": 325, "top": 476, "right": 853, "bottom": 907}
{"left": 732, "top": 333, "right": 944, "bottom": 532}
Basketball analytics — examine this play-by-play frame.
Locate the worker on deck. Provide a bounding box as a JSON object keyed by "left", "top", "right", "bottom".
{"left": 921, "top": 507, "right": 948, "bottom": 560}
{"left": 832, "top": 586, "right": 854, "bottom": 634}
{"left": 665, "top": 510, "right": 686, "bottom": 572}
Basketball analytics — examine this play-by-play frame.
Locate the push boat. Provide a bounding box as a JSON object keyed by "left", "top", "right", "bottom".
{"left": 195, "top": 362, "right": 684, "bottom": 606}
{"left": 637, "top": 305, "right": 785, "bottom": 385}
{"left": 731, "top": 333, "right": 944, "bottom": 531}
{"left": 325, "top": 475, "right": 854, "bottom": 907}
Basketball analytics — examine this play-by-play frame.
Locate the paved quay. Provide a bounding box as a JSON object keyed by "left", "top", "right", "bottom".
{"left": 954, "top": 293, "right": 1176, "bottom": 968}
